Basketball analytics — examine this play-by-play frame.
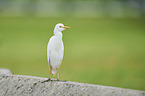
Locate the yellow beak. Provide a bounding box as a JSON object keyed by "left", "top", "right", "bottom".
{"left": 62, "top": 26, "right": 70, "bottom": 29}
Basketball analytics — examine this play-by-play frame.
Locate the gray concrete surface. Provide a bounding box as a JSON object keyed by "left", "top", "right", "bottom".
{"left": 0, "top": 68, "right": 12, "bottom": 75}
{"left": 0, "top": 68, "right": 145, "bottom": 96}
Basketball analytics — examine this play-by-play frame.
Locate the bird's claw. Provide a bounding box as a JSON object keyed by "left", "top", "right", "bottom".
{"left": 41, "top": 78, "right": 51, "bottom": 83}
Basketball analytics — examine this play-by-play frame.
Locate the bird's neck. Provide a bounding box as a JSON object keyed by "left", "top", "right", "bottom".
{"left": 54, "top": 31, "right": 63, "bottom": 39}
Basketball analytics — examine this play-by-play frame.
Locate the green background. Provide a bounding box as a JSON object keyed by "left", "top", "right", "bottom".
{"left": 0, "top": 17, "right": 145, "bottom": 91}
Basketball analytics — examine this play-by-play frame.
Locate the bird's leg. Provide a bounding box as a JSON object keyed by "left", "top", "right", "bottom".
{"left": 49, "top": 65, "right": 52, "bottom": 80}
{"left": 41, "top": 65, "right": 52, "bottom": 83}
{"left": 57, "top": 67, "right": 59, "bottom": 81}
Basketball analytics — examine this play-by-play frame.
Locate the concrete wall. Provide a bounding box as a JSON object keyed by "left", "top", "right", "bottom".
{"left": 0, "top": 68, "right": 145, "bottom": 96}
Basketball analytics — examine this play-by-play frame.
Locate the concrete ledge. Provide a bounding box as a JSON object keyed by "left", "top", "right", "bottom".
{"left": 0, "top": 69, "right": 145, "bottom": 96}
{"left": 0, "top": 68, "right": 12, "bottom": 75}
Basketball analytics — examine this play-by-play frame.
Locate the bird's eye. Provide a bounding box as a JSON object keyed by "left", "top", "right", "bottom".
{"left": 59, "top": 26, "right": 62, "bottom": 28}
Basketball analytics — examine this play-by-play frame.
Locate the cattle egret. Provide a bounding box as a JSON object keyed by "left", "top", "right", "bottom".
{"left": 47, "top": 23, "right": 70, "bottom": 80}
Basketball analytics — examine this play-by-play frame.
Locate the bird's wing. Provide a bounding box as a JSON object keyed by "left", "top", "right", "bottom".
{"left": 47, "top": 36, "right": 54, "bottom": 64}
{"left": 47, "top": 42, "right": 50, "bottom": 64}
{"left": 59, "top": 41, "right": 64, "bottom": 66}
{"left": 61, "top": 41, "right": 64, "bottom": 60}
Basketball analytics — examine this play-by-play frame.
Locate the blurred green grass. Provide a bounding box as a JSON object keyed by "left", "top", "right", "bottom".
{"left": 0, "top": 17, "right": 145, "bottom": 91}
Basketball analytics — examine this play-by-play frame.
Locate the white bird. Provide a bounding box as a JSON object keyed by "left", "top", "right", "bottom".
{"left": 47, "top": 23, "right": 70, "bottom": 80}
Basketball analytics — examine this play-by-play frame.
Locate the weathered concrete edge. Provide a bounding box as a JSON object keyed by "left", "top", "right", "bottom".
{"left": 2, "top": 74, "right": 145, "bottom": 92}
{"left": 0, "top": 68, "right": 145, "bottom": 96}
{"left": 0, "top": 68, "right": 12, "bottom": 75}
{"left": 2, "top": 74, "right": 145, "bottom": 91}
{"left": 0, "top": 68, "right": 145, "bottom": 92}
{"left": 0, "top": 68, "right": 143, "bottom": 92}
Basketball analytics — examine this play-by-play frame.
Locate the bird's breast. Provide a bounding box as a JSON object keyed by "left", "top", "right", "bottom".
{"left": 52, "top": 40, "right": 63, "bottom": 52}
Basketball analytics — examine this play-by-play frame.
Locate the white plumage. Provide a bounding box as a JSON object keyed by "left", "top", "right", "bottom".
{"left": 47, "top": 23, "right": 70, "bottom": 80}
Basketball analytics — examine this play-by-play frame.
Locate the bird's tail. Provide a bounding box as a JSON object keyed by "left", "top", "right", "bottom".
{"left": 51, "top": 69, "right": 56, "bottom": 76}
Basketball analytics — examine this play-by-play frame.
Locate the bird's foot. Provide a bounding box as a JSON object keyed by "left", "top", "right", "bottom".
{"left": 41, "top": 78, "right": 51, "bottom": 83}
{"left": 56, "top": 79, "right": 67, "bottom": 82}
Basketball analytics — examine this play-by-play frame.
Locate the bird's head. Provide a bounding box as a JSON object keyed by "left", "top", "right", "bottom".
{"left": 54, "top": 23, "right": 70, "bottom": 34}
